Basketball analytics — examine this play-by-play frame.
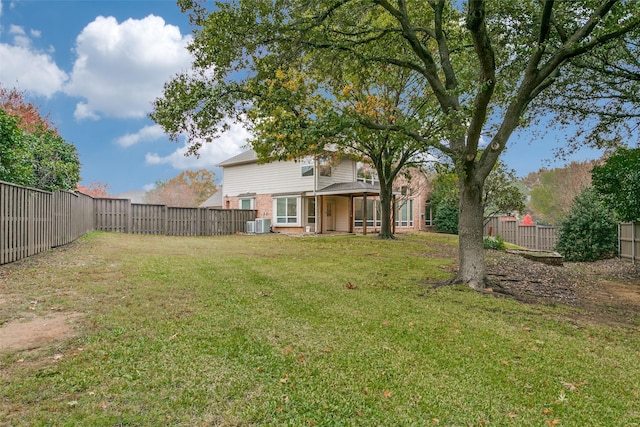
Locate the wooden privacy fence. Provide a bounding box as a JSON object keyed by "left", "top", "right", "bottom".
{"left": 484, "top": 217, "right": 558, "bottom": 251}
{"left": 619, "top": 222, "right": 639, "bottom": 264}
{"left": 1, "top": 180, "right": 94, "bottom": 265}
{"left": 1, "top": 181, "right": 257, "bottom": 265}
{"left": 93, "top": 198, "right": 255, "bottom": 236}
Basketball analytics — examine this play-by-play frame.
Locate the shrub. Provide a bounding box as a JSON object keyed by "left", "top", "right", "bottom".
{"left": 434, "top": 203, "right": 458, "bottom": 234}
{"left": 554, "top": 187, "right": 617, "bottom": 262}
{"left": 483, "top": 235, "right": 505, "bottom": 250}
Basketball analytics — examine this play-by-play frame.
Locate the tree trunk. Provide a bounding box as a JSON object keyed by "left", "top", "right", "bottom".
{"left": 456, "top": 174, "right": 486, "bottom": 290}
{"left": 378, "top": 180, "right": 394, "bottom": 239}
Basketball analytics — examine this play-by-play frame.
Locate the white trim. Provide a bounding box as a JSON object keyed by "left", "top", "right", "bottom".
{"left": 273, "top": 196, "right": 301, "bottom": 226}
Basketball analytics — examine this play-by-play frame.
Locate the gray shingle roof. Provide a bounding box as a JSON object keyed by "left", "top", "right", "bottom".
{"left": 199, "top": 190, "right": 223, "bottom": 208}
{"left": 315, "top": 181, "right": 381, "bottom": 195}
{"left": 217, "top": 150, "right": 258, "bottom": 167}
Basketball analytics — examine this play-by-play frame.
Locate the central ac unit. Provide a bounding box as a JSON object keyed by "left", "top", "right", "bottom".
{"left": 245, "top": 220, "right": 256, "bottom": 233}
{"left": 254, "top": 218, "right": 271, "bottom": 234}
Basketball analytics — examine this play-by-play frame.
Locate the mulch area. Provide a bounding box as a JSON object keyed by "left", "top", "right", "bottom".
{"left": 484, "top": 250, "right": 640, "bottom": 327}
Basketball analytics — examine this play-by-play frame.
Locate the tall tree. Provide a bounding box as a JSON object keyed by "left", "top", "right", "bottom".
{"left": 591, "top": 147, "right": 640, "bottom": 222}
{"left": 0, "top": 86, "right": 56, "bottom": 134}
{"left": 76, "top": 181, "right": 112, "bottom": 198}
{"left": 0, "top": 86, "right": 80, "bottom": 191}
{"left": 248, "top": 66, "right": 434, "bottom": 238}
{"left": 524, "top": 160, "right": 595, "bottom": 225}
{"left": 146, "top": 169, "right": 218, "bottom": 207}
{"left": 152, "top": 0, "right": 640, "bottom": 290}
{"left": 483, "top": 162, "right": 526, "bottom": 222}
{"left": 0, "top": 109, "right": 33, "bottom": 186}
{"left": 539, "top": 28, "right": 640, "bottom": 150}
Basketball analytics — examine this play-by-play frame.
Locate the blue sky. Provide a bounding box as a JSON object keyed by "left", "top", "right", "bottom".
{"left": 0, "top": 0, "right": 603, "bottom": 195}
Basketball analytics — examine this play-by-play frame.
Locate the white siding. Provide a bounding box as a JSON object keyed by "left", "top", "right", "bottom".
{"left": 223, "top": 157, "right": 359, "bottom": 197}
{"left": 223, "top": 161, "right": 313, "bottom": 196}
{"left": 334, "top": 197, "right": 351, "bottom": 232}
{"left": 317, "top": 158, "right": 357, "bottom": 189}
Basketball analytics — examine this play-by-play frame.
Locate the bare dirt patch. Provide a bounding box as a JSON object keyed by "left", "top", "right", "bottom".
{"left": 0, "top": 313, "right": 83, "bottom": 352}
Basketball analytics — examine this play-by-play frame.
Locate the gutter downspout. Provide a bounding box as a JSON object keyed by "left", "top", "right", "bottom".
{"left": 314, "top": 156, "right": 319, "bottom": 233}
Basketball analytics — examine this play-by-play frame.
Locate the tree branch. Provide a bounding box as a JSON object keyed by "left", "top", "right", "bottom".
{"left": 374, "top": 0, "right": 456, "bottom": 112}
{"left": 465, "top": 0, "right": 496, "bottom": 161}
{"left": 432, "top": 0, "right": 457, "bottom": 91}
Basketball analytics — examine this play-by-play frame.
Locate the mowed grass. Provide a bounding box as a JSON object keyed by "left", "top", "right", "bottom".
{"left": 1, "top": 232, "right": 639, "bottom": 426}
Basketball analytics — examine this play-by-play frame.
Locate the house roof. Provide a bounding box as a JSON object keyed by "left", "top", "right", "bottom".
{"left": 217, "top": 150, "right": 258, "bottom": 167}
{"left": 199, "top": 190, "right": 223, "bottom": 208}
{"left": 115, "top": 190, "right": 147, "bottom": 204}
{"left": 314, "top": 181, "right": 382, "bottom": 196}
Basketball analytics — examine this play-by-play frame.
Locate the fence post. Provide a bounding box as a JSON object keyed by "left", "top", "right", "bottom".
{"left": 633, "top": 222, "right": 636, "bottom": 265}
{"left": 619, "top": 223, "right": 622, "bottom": 261}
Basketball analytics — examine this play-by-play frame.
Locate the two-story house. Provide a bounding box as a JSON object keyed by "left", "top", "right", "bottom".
{"left": 218, "top": 149, "right": 433, "bottom": 234}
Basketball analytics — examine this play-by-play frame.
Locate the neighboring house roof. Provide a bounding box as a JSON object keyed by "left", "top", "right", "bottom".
{"left": 116, "top": 190, "right": 147, "bottom": 204}
{"left": 217, "top": 150, "right": 258, "bottom": 167}
{"left": 315, "top": 181, "right": 381, "bottom": 196}
{"left": 200, "top": 190, "right": 223, "bottom": 208}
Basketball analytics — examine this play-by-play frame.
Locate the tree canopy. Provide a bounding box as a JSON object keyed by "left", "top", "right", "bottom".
{"left": 152, "top": 0, "right": 640, "bottom": 289}
{"left": 146, "top": 169, "right": 218, "bottom": 207}
{"left": 524, "top": 160, "right": 595, "bottom": 225}
{"left": 1, "top": 86, "right": 80, "bottom": 191}
{"left": 591, "top": 147, "right": 640, "bottom": 222}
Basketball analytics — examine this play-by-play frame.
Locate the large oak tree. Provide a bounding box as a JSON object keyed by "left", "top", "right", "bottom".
{"left": 152, "top": 0, "right": 640, "bottom": 290}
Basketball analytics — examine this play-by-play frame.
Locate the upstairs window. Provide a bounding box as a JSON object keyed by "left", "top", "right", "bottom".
{"left": 318, "top": 157, "right": 332, "bottom": 177}
{"left": 301, "top": 157, "right": 314, "bottom": 177}
{"left": 357, "top": 162, "right": 378, "bottom": 184}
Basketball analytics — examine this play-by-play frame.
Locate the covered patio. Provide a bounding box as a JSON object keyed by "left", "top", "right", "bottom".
{"left": 309, "top": 181, "right": 388, "bottom": 235}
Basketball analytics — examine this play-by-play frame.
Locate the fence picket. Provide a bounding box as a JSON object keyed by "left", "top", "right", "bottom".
{"left": 484, "top": 217, "right": 558, "bottom": 252}
{"left": 1, "top": 181, "right": 258, "bottom": 265}
{"left": 619, "top": 222, "right": 639, "bottom": 264}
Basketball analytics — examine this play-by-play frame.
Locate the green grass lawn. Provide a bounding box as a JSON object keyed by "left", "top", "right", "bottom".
{"left": 1, "top": 232, "right": 639, "bottom": 426}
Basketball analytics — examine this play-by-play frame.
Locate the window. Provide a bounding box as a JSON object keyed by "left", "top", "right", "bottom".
{"left": 396, "top": 199, "right": 414, "bottom": 227}
{"left": 356, "top": 161, "right": 379, "bottom": 183}
{"left": 354, "top": 198, "right": 381, "bottom": 227}
{"left": 239, "top": 198, "right": 254, "bottom": 209}
{"left": 301, "top": 157, "right": 314, "bottom": 177}
{"left": 301, "top": 156, "right": 332, "bottom": 177}
{"left": 275, "top": 197, "right": 299, "bottom": 225}
{"left": 425, "top": 201, "right": 433, "bottom": 226}
{"left": 318, "top": 157, "right": 332, "bottom": 177}
{"left": 307, "top": 198, "right": 316, "bottom": 224}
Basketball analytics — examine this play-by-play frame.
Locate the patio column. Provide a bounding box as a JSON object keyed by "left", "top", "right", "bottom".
{"left": 318, "top": 196, "right": 324, "bottom": 234}
{"left": 363, "top": 193, "right": 368, "bottom": 236}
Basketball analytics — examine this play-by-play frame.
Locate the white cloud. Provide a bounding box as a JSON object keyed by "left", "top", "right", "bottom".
{"left": 73, "top": 102, "right": 100, "bottom": 121}
{"left": 8, "top": 25, "right": 30, "bottom": 48}
{"left": 115, "top": 124, "right": 165, "bottom": 147}
{"left": 64, "top": 15, "right": 192, "bottom": 120}
{"left": 145, "top": 123, "right": 250, "bottom": 169}
{"left": 0, "top": 43, "right": 67, "bottom": 97}
{"left": 9, "top": 24, "right": 25, "bottom": 35}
